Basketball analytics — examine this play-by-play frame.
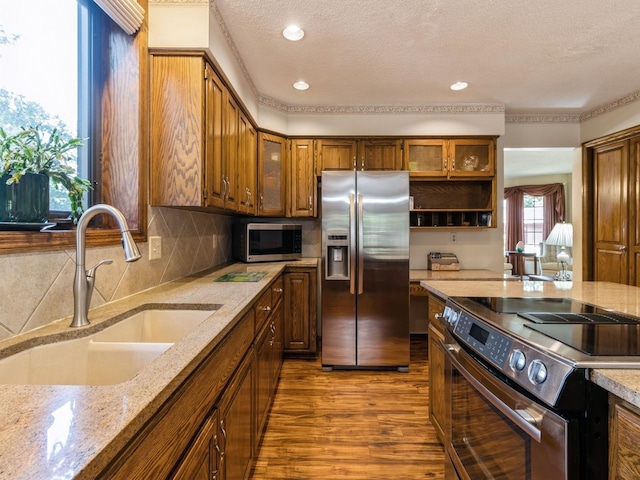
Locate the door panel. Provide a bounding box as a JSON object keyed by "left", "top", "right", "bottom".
{"left": 356, "top": 171, "right": 409, "bottom": 366}
{"left": 593, "top": 141, "right": 628, "bottom": 283}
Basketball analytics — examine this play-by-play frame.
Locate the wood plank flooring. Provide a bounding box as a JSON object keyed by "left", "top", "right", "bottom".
{"left": 250, "top": 336, "right": 445, "bottom": 479}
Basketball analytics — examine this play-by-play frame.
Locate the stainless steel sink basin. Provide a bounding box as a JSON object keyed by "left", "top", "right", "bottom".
{"left": 0, "top": 306, "right": 219, "bottom": 385}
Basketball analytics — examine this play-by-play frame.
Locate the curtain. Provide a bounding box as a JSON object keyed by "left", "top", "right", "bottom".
{"left": 93, "top": 0, "right": 144, "bottom": 35}
{"left": 504, "top": 182, "right": 566, "bottom": 254}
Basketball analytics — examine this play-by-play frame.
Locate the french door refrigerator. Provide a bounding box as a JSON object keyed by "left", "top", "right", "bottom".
{"left": 321, "top": 170, "right": 410, "bottom": 371}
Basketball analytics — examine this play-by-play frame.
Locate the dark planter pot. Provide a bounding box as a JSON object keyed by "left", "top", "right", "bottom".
{"left": 0, "top": 173, "right": 50, "bottom": 223}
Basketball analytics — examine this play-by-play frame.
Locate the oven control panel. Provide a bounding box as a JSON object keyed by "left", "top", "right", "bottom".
{"left": 446, "top": 307, "right": 513, "bottom": 368}
{"left": 443, "top": 300, "right": 577, "bottom": 408}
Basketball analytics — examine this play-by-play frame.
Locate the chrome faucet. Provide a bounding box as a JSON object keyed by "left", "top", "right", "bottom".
{"left": 71, "top": 204, "right": 141, "bottom": 327}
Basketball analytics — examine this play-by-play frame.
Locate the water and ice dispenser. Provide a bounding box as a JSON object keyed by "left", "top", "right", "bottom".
{"left": 325, "top": 231, "right": 350, "bottom": 280}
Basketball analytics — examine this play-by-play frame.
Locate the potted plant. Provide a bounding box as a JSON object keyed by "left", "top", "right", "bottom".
{"left": 0, "top": 126, "right": 91, "bottom": 224}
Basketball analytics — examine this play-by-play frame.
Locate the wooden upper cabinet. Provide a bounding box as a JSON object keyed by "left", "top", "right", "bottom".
{"left": 150, "top": 54, "right": 210, "bottom": 207}
{"left": 316, "top": 138, "right": 402, "bottom": 172}
{"left": 405, "top": 138, "right": 495, "bottom": 177}
{"left": 149, "top": 51, "right": 249, "bottom": 214}
{"left": 258, "top": 133, "right": 286, "bottom": 216}
{"left": 204, "top": 62, "right": 225, "bottom": 210}
{"left": 237, "top": 112, "right": 257, "bottom": 215}
{"left": 358, "top": 139, "right": 403, "bottom": 170}
{"left": 316, "top": 139, "right": 357, "bottom": 172}
{"left": 289, "top": 139, "right": 317, "bottom": 217}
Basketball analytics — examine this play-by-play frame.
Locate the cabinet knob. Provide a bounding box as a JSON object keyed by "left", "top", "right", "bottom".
{"left": 262, "top": 305, "right": 271, "bottom": 312}
{"left": 273, "top": 287, "right": 283, "bottom": 293}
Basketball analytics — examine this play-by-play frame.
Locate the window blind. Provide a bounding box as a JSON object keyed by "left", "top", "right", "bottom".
{"left": 93, "top": 0, "right": 144, "bottom": 35}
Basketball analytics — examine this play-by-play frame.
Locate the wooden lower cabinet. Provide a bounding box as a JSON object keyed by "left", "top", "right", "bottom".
{"left": 171, "top": 412, "right": 220, "bottom": 480}
{"left": 254, "top": 300, "right": 284, "bottom": 448}
{"left": 217, "top": 348, "right": 254, "bottom": 480}
{"left": 283, "top": 266, "right": 317, "bottom": 358}
{"left": 428, "top": 293, "right": 446, "bottom": 444}
{"left": 101, "top": 276, "right": 286, "bottom": 480}
{"left": 609, "top": 397, "right": 640, "bottom": 479}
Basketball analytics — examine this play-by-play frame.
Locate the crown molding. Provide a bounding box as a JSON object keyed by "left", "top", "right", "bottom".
{"left": 579, "top": 90, "right": 640, "bottom": 122}
{"left": 258, "top": 96, "right": 505, "bottom": 115}
{"left": 505, "top": 114, "right": 580, "bottom": 124}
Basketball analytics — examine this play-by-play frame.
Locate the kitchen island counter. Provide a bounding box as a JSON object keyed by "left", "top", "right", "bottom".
{"left": 420, "top": 279, "right": 640, "bottom": 409}
{"left": 411, "top": 269, "right": 511, "bottom": 281}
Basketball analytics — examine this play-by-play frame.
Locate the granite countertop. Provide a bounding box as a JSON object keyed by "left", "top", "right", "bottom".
{"left": 0, "top": 258, "right": 317, "bottom": 480}
{"left": 410, "top": 269, "right": 511, "bottom": 281}
{"left": 420, "top": 279, "right": 640, "bottom": 409}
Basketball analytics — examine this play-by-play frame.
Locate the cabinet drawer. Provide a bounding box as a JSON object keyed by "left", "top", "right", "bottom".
{"left": 255, "top": 288, "right": 273, "bottom": 331}
{"left": 428, "top": 294, "right": 446, "bottom": 335}
{"left": 271, "top": 275, "right": 284, "bottom": 308}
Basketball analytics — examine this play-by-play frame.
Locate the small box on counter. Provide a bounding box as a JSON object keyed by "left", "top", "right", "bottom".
{"left": 428, "top": 252, "right": 460, "bottom": 271}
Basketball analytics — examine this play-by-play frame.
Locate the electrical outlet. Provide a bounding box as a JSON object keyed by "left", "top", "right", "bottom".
{"left": 212, "top": 234, "right": 218, "bottom": 249}
{"left": 450, "top": 233, "right": 457, "bottom": 244}
{"left": 149, "top": 236, "right": 162, "bottom": 260}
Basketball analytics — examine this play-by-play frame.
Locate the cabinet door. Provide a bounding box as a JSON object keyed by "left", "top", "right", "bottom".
{"left": 237, "top": 112, "right": 257, "bottom": 215}
{"left": 283, "top": 268, "right": 317, "bottom": 357}
{"left": 218, "top": 350, "right": 253, "bottom": 480}
{"left": 427, "top": 293, "right": 446, "bottom": 444}
{"left": 258, "top": 133, "right": 286, "bottom": 216}
{"left": 448, "top": 138, "right": 495, "bottom": 176}
{"left": 631, "top": 137, "right": 640, "bottom": 287}
{"left": 204, "top": 63, "right": 225, "bottom": 210}
{"left": 271, "top": 299, "right": 284, "bottom": 386}
{"left": 289, "top": 139, "right": 316, "bottom": 217}
{"left": 428, "top": 324, "right": 445, "bottom": 445}
{"left": 254, "top": 320, "right": 272, "bottom": 445}
{"left": 403, "top": 139, "right": 447, "bottom": 176}
{"left": 316, "top": 138, "right": 357, "bottom": 172}
{"left": 593, "top": 140, "right": 629, "bottom": 284}
{"left": 150, "top": 55, "right": 206, "bottom": 206}
{"left": 223, "top": 91, "right": 239, "bottom": 211}
{"left": 171, "top": 412, "right": 219, "bottom": 480}
{"left": 610, "top": 401, "right": 640, "bottom": 479}
{"left": 359, "top": 139, "right": 402, "bottom": 170}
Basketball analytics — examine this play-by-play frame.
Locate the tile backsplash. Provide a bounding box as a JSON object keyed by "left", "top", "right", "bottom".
{"left": 0, "top": 206, "right": 234, "bottom": 341}
{"left": 0, "top": 209, "right": 323, "bottom": 341}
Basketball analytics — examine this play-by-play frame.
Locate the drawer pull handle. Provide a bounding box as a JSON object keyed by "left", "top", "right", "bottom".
{"left": 262, "top": 306, "right": 271, "bottom": 312}
{"left": 273, "top": 287, "right": 283, "bottom": 293}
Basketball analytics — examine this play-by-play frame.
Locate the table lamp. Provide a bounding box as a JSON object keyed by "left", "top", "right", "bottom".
{"left": 545, "top": 222, "right": 573, "bottom": 281}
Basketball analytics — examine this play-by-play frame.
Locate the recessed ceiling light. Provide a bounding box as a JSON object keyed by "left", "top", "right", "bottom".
{"left": 283, "top": 25, "right": 304, "bottom": 41}
{"left": 450, "top": 81, "right": 468, "bottom": 91}
{"left": 293, "top": 81, "right": 309, "bottom": 91}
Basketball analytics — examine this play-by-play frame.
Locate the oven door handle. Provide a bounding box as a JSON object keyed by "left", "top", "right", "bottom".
{"left": 443, "top": 342, "right": 543, "bottom": 442}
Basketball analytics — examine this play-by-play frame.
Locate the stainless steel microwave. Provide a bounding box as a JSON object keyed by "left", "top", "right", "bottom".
{"left": 233, "top": 223, "right": 302, "bottom": 263}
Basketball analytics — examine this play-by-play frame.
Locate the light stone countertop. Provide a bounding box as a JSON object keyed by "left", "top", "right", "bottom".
{"left": 420, "top": 279, "right": 640, "bottom": 409}
{"left": 0, "top": 258, "right": 317, "bottom": 480}
{"left": 410, "top": 269, "right": 511, "bottom": 282}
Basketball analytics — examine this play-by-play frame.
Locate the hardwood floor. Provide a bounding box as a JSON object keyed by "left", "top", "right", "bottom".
{"left": 250, "top": 336, "right": 445, "bottom": 479}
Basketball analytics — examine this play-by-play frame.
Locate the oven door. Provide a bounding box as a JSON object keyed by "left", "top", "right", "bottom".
{"left": 442, "top": 332, "right": 576, "bottom": 480}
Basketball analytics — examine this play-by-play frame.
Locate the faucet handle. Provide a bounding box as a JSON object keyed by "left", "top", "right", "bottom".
{"left": 86, "top": 259, "right": 113, "bottom": 279}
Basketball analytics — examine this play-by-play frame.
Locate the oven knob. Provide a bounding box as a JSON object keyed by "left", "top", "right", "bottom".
{"left": 527, "top": 360, "right": 548, "bottom": 384}
{"left": 508, "top": 349, "right": 526, "bottom": 371}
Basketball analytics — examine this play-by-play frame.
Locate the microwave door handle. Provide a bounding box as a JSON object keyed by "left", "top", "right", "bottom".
{"left": 442, "top": 340, "right": 543, "bottom": 442}
{"left": 349, "top": 193, "right": 356, "bottom": 295}
{"left": 357, "top": 193, "right": 364, "bottom": 295}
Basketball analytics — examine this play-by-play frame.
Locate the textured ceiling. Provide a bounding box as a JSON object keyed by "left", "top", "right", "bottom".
{"left": 213, "top": 0, "right": 640, "bottom": 115}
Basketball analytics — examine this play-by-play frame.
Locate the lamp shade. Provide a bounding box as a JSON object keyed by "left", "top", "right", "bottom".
{"left": 546, "top": 222, "right": 573, "bottom": 247}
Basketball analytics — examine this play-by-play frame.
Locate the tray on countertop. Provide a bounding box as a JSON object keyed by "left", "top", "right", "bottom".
{"left": 215, "top": 272, "right": 267, "bottom": 282}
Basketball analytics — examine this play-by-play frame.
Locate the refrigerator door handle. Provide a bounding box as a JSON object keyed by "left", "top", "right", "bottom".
{"left": 357, "top": 193, "right": 364, "bottom": 295}
{"left": 349, "top": 193, "right": 356, "bottom": 295}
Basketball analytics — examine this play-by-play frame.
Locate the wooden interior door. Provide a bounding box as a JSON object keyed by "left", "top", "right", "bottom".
{"left": 593, "top": 140, "right": 629, "bottom": 283}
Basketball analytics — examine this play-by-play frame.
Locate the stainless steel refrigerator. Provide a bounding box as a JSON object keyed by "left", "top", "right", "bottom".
{"left": 321, "top": 170, "right": 410, "bottom": 371}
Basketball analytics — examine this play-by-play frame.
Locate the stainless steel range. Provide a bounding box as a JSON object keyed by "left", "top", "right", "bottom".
{"left": 439, "top": 296, "right": 640, "bottom": 480}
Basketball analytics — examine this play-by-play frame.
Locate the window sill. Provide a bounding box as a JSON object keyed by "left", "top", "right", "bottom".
{"left": 0, "top": 228, "right": 146, "bottom": 255}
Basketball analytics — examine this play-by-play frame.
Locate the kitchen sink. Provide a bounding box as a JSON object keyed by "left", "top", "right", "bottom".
{"left": 92, "top": 308, "right": 216, "bottom": 343}
{"left": 0, "top": 307, "right": 219, "bottom": 386}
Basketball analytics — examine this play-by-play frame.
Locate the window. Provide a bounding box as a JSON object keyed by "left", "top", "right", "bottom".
{"left": 0, "top": 0, "right": 103, "bottom": 217}
{"left": 523, "top": 194, "right": 544, "bottom": 253}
